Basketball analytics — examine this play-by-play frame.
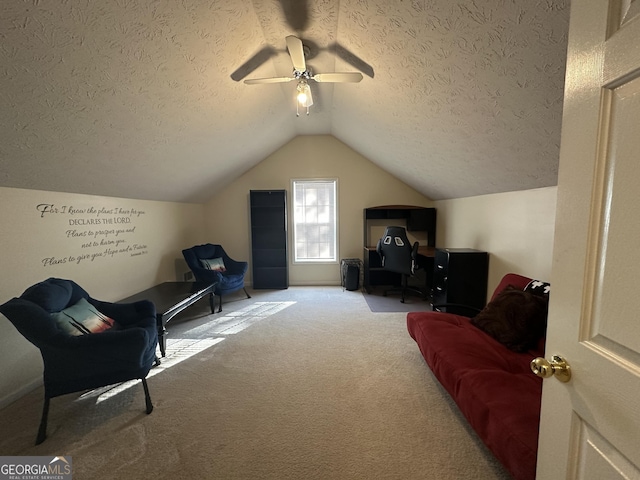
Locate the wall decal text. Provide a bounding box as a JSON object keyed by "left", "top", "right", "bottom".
{"left": 37, "top": 203, "right": 150, "bottom": 267}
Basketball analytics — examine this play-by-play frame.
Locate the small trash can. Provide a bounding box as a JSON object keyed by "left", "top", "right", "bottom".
{"left": 340, "top": 258, "right": 362, "bottom": 291}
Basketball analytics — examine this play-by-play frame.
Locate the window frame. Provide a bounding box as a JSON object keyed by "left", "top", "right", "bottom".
{"left": 290, "top": 178, "right": 339, "bottom": 265}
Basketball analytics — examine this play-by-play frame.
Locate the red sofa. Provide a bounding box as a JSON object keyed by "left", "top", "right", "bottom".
{"left": 406, "top": 273, "right": 547, "bottom": 480}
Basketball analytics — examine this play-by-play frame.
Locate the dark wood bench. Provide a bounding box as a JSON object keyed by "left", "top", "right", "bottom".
{"left": 119, "top": 282, "right": 216, "bottom": 357}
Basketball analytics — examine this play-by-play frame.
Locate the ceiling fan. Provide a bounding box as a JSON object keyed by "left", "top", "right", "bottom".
{"left": 244, "top": 35, "right": 363, "bottom": 116}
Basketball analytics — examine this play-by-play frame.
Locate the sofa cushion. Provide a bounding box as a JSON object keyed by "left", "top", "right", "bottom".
{"left": 408, "top": 312, "right": 539, "bottom": 388}
{"left": 51, "top": 297, "right": 118, "bottom": 336}
{"left": 407, "top": 309, "right": 543, "bottom": 480}
{"left": 458, "top": 369, "right": 542, "bottom": 480}
{"left": 470, "top": 286, "right": 548, "bottom": 352}
{"left": 21, "top": 278, "right": 73, "bottom": 313}
{"left": 490, "top": 273, "right": 533, "bottom": 302}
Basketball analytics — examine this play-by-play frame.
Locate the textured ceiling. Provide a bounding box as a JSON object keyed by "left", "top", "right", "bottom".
{"left": 0, "top": 0, "right": 570, "bottom": 203}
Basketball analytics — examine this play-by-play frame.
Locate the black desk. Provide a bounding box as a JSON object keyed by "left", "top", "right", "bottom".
{"left": 363, "top": 246, "right": 435, "bottom": 294}
{"left": 120, "top": 282, "right": 216, "bottom": 357}
{"left": 363, "top": 205, "right": 436, "bottom": 292}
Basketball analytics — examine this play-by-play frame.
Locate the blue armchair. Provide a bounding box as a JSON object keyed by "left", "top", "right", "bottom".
{"left": 182, "top": 243, "right": 251, "bottom": 312}
{"left": 0, "top": 277, "right": 158, "bottom": 445}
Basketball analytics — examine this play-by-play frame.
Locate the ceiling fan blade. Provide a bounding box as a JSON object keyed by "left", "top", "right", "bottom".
{"left": 230, "top": 46, "right": 277, "bottom": 82}
{"left": 312, "top": 72, "right": 364, "bottom": 83}
{"left": 286, "top": 35, "right": 306, "bottom": 72}
{"left": 244, "top": 76, "right": 296, "bottom": 85}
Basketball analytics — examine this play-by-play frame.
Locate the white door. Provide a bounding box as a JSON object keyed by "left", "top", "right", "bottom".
{"left": 536, "top": 0, "right": 640, "bottom": 478}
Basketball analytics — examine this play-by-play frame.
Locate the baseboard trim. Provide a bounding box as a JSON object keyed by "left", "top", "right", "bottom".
{"left": 0, "top": 377, "right": 42, "bottom": 410}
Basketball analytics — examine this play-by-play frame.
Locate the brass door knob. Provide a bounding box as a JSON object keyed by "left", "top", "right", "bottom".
{"left": 530, "top": 355, "right": 572, "bottom": 383}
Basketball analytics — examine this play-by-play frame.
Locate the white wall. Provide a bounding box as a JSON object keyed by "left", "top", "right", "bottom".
{"left": 0, "top": 187, "right": 206, "bottom": 406}
{"left": 434, "top": 186, "right": 557, "bottom": 294}
{"left": 203, "top": 135, "right": 435, "bottom": 285}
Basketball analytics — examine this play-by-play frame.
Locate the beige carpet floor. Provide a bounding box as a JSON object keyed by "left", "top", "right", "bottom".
{"left": 0, "top": 287, "right": 511, "bottom": 480}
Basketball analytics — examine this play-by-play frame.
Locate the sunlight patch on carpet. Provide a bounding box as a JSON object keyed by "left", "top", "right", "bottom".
{"left": 187, "top": 301, "right": 296, "bottom": 335}
{"left": 148, "top": 338, "right": 226, "bottom": 376}
{"left": 80, "top": 301, "right": 296, "bottom": 406}
{"left": 79, "top": 338, "right": 226, "bottom": 405}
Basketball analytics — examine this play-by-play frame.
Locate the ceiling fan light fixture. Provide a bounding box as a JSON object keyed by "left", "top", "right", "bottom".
{"left": 243, "top": 36, "right": 363, "bottom": 116}
{"left": 296, "top": 80, "right": 313, "bottom": 116}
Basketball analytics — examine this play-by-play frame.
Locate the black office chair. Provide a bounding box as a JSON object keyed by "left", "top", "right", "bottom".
{"left": 376, "top": 226, "right": 425, "bottom": 303}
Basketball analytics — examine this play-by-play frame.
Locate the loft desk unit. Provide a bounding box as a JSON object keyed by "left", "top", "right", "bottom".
{"left": 363, "top": 205, "right": 436, "bottom": 293}
{"left": 119, "top": 281, "right": 216, "bottom": 357}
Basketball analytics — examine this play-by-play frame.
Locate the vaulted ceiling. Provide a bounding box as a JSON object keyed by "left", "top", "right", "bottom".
{"left": 0, "top": 0, "right": 570, "bottom": 203}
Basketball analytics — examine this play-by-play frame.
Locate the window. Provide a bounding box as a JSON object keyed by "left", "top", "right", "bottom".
{"left": 292, "top": 179, "right": 338, "bottom": 263}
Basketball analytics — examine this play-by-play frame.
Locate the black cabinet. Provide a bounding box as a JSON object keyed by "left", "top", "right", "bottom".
{"left": 250, "top": 190, "right": 288, "bottom": 289}
{"left": 363, "top": 205, "right": 436, "bottom": 292}
{"left": 432, "top": 248, "right": 489, "bottom": 314}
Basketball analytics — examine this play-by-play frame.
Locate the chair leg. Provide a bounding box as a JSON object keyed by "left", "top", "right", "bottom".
{"left": 243, "top": 287, "right": 251, "bottom": 299}
{"left": 36, "top": 396, "right": 50, "bottom": 445}
{"left": 141, "top": 378, "right": 153, "bottom": 414}
{"left": 384, "top": 274, "right": 424, "bottom": 303}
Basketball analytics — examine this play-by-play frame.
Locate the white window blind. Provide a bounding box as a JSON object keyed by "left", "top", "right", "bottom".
{"left": 292, "top": 180, "right": 337, "bottom": 262}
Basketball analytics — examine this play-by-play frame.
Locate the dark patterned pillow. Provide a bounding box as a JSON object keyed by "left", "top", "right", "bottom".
{"left": 471, "top": 286, "right": 548, "bottom": 352}
{"left": 524, "top": 279, "right": 550, "bottom": 298}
